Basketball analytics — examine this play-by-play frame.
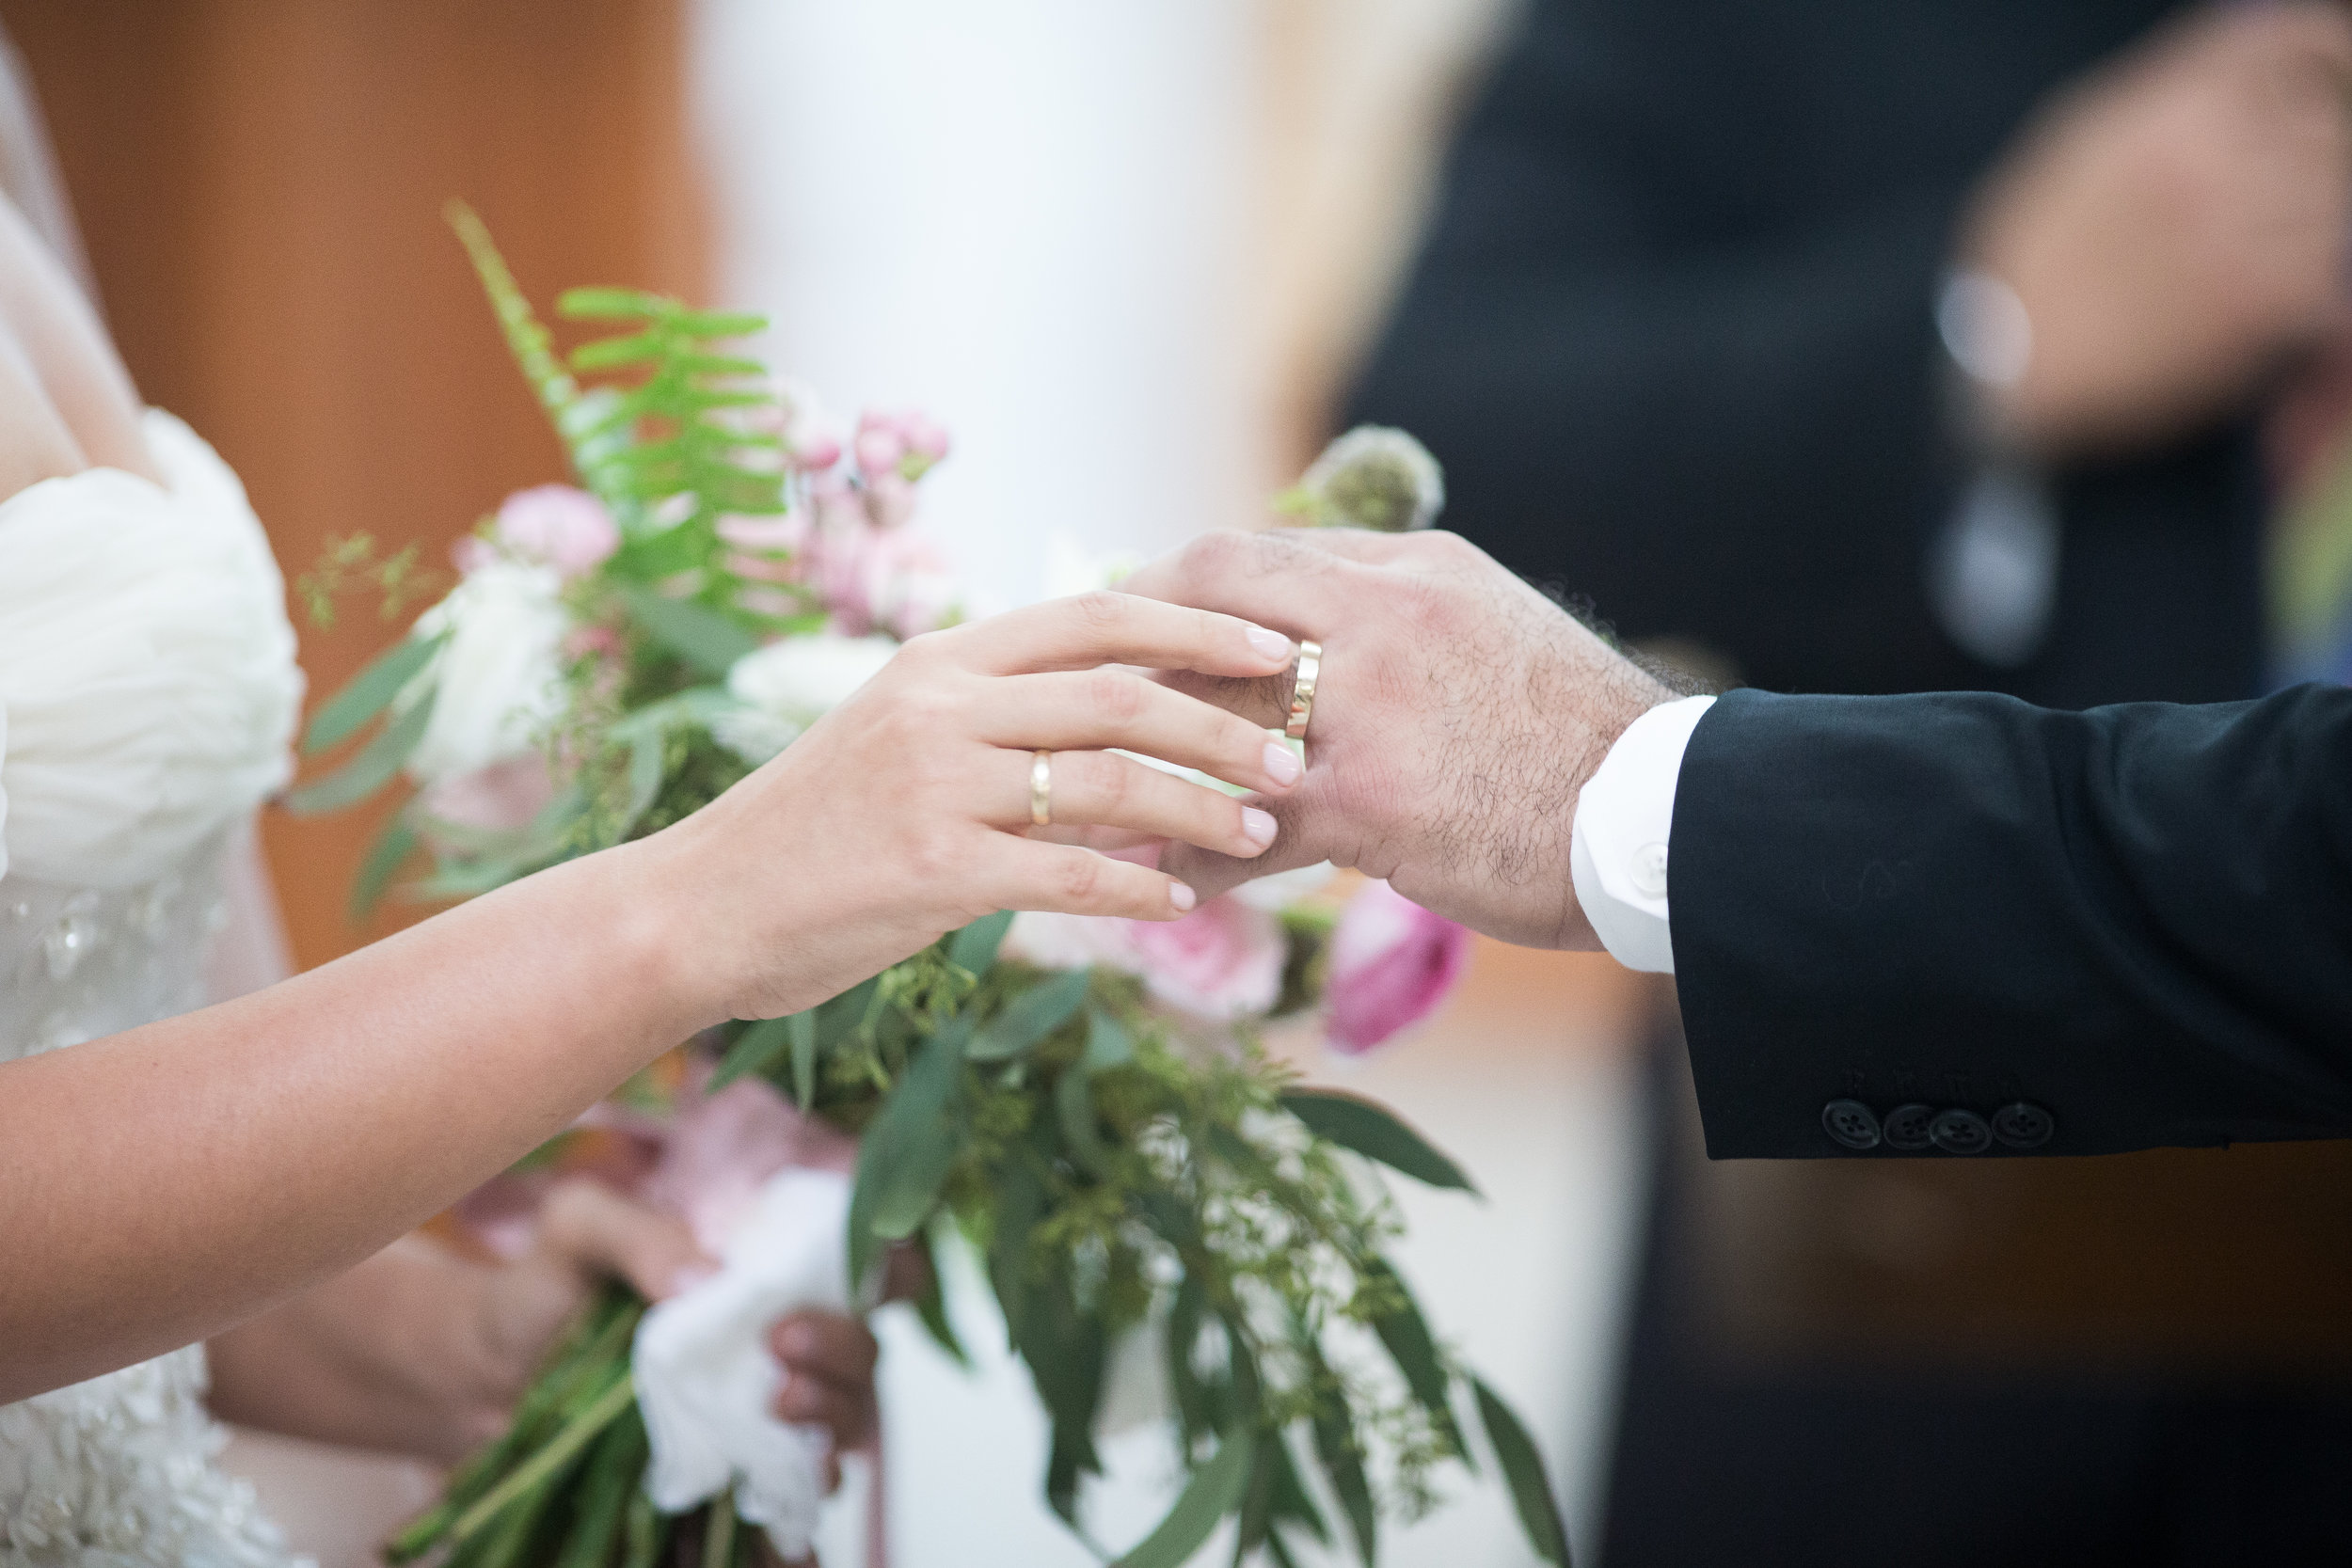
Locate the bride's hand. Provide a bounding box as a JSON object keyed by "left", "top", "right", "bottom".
{"left": 650, "top": 593, "right": 1301, "bottom": 1022}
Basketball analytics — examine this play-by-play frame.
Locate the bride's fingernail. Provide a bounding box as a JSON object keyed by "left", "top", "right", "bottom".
{"left": 1263, "top": 741, "right": 1302, "bottom": 786}
{"left": 1169, "top": 881, "right": 1198, "bottom": 912}
{"left": 1245, "top": 624, "right": 1292, "bottom": 661}
{"left": 1241, "top": 807, "right": 1279, "bottom": 848}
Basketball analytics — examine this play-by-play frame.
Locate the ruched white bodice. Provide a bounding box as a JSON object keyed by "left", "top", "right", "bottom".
{"left": 0, "top": 412, "right": 307, "bottom": 1566}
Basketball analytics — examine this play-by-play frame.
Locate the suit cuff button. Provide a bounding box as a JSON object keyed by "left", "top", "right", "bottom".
{"left": 1821, "top": 1099, "right": 1883, "bottom": 1150}
{"left": 1928, "top": 1108, "right": 1994, "bottom": 1154}
{"left": 1992, "top": 1101, "right": 2054, "bottom": 1149}
{"left": 1882, "top": 1103, "right": 1935, "bottom": 1150}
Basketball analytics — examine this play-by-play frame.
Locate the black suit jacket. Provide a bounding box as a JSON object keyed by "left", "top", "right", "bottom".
{"left": 1672, "top": 684, "right": 2352, "bottom": 1157}
{"left": 1347, "top": 0, "right": 2265, "bottom": 708}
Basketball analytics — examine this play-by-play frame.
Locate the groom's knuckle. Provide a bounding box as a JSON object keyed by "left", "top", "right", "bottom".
{"left": 1183, "top": 530, "right": 1252, "bottom": 585}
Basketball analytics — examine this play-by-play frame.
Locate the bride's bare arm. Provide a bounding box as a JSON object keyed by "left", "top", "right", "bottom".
{"left": 0, "top": 594, "right": 1303, "bottom": 1402}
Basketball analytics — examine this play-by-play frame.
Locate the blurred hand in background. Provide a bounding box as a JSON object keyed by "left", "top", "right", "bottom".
{"left": 1966, "top": 0, "right": 2352, "bottom": 457}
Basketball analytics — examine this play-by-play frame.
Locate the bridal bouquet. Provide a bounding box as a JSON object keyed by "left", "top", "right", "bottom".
{"left": 290, "top": 206, "right": 1566, "bottom": 1568}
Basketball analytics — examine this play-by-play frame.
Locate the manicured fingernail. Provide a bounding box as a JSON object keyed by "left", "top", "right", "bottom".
{"left": 1241, "top": 807, "right": 1278, "bottom": 848}
{"left": 1263, "top": 741, "right": 1302, "bottom": 786}
{"left": 1169, "top": 881, "right": 1198, "bottom": 912}
{"left": 667, "top": 1263, "right": 720, "bottom": 1299}
{"left": 1245, "top": 624, "right": 1292, "bottom": 662}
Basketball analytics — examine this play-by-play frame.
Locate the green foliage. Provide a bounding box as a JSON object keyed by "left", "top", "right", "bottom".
{"left": 294, "top": 532, "right": 441, "bottom": 631}
{"left": 1474, "top": 1375, "right": 1572, "bottom": 1565}
{"left": 1279, "top": 1088, "right": 1478, "bottom": 1194}
{"left": 365, "top": 213, "right": 1571, "bottom": 1566}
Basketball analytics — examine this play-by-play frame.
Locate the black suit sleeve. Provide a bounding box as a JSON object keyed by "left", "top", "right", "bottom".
{"left": 1669, "top": 684, "right": 2352, "bottom": 1157}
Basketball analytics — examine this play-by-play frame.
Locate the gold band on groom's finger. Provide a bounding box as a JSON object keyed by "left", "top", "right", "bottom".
{"left": 1285, "top": 641, "right": 1321, "bottom": 741}
{"left": 1030, "top": 750, "right": 1054, "bottom": 827}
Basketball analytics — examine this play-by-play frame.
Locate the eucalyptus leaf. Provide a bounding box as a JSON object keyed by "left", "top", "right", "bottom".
{"left": 302, "top": 632, "right": 446, "bottom": 755}
{"left": 620, "top": 586, "right": 757, "bottom": 678}
{"left": 1279, "top": 1088, "right": 1477, "bottom": 1194}
{"left": 1473, "top": 1376, "right": 1572, "bottom": 1565}
{"left": 1083, "top": 1006, "right": 1135, "bottom": 1069}
{"left": 1054, "top": 1062, "right": 1106, "bottom": 1173}
{"left": 967, "top": 970, "right": 1090, "bottom": 1062}
{"left": 1310, "top": 1402, "right": 1376, "bottom": 1568}
{"left": 1232, "top": 1437, "right": 1278, "bottom": 1566}
{"left": 283, "top": 689, "right": 436, "bottom": 815}
{"left": 847, "top": 1022, "right": 966, "bottom": 1284}
{"left": 708, "top": 1015, "right": 794, "bottom": 1092}
{"left": 946, "top": 910, "right": 1014, "bottom": 977}
{"left": 909, "top": 1228, "right": 968, "bottom": 1368}
{"left": 787, "top": 1010, "right": 818, "bottom": 1110}
{"left": 619, "top": 729, "right": 667, "bottom": 838}
{"left": 1165, "top": 1276, "right": 1212, "bottom": 1454}
{"left": 818, "top": 976, "right": 883, "bottom": 1052}
{"left": 1265, "top": 1433, "right": 1329, "bottom": 1546}
{"left": 349, "top": 815, "right": 419, "bottom": 925}
{"left": 1112, "top": 1430, "right": 1257, "bottom": 1568}
{"left": 1363, "top": 1259, "right": 1468, "bottom": 1460}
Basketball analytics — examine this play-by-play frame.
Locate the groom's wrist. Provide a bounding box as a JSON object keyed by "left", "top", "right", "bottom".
{"left": 1568, "top": 694, "right": 1717, "bottom": 972}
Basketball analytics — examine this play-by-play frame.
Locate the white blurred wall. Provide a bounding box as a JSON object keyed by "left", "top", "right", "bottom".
{"left": 693, "top": 0, "right": 1258, "bottom": 611}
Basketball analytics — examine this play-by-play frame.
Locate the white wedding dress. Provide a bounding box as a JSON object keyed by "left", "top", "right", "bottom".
{"left": 0, "top": 411, "right": 308, "bottom": 1566}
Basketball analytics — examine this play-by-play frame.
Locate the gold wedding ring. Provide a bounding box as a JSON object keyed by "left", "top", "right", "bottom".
{"left": 1285, "top": 641, "right": 1321, "bottom": 741}
{"left": 1030, "top": 750, "right": 1054, "bottom": 827}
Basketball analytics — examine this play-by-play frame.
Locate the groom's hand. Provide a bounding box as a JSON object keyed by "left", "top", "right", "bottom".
{"left": 1121, "top": 529, "right": 1677, "bottom": 949}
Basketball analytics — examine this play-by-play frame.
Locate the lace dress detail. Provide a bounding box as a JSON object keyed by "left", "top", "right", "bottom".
{"left": 0, "top": 412, "right": 307, "bottom": 1567}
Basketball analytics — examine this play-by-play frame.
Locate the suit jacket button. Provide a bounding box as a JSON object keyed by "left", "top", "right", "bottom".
{"left": 1992, "top": 1101, "right": 2055, "bottom": 1149}
{"left": 1821, "top": 1099, "right": 1882, "bottom": 1150}
{"left": 1929, "top": 1108, "right": 1993, "bottom": 1154}
{"left": 1882, "top": 1102, "right": 1934, "bottom": 1150}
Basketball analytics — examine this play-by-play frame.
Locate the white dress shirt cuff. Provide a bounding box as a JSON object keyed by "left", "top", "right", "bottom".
{"left": 1569, "top": 694, "right": 1715, "bottom": 974}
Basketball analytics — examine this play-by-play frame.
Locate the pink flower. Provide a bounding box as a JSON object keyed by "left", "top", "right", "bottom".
{"left": 1125, "top": 896, "right": 1285, "bottom": 1022}
{"left": 900, "top": 412, "right": 951, "bottom": 463}
{"left": 417, "top": 753, "right": 558, "bottom": 835}
{"left": 640, "top": 1072, "right": 855, "bottom": 1256}
{"left": 494, "top": 484, "right": 621, "bottom": 577}
{"left": 1324, "top": 879, "right": 1470, "bottom": 1054}
{"left": 860, "top": 524, "right": 961, "bottom": 636}
{"left": 853, "top": 417, "right": 907, "bottom": 480}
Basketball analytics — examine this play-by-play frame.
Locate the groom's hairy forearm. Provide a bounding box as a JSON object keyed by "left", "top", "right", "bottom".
{"left": 0, "top": 842, "right": 703, "bottom": 1404}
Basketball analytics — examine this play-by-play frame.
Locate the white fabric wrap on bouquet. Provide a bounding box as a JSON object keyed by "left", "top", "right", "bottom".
{"left": 633, "top": 1167, "right": 852, "bottom": 1559}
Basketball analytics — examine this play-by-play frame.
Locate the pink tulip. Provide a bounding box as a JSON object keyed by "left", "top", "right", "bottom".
{"left": 1125, "top": 895, "right": 1285, "bottom": 1022}
{"left": 1324, "top": 879, "right": 1471, "bottom": 1054}
{"left": 494, "top": 484, "right": 621, "bottom": 577}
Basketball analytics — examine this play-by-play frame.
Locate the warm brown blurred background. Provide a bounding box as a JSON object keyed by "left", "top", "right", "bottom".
{"left": 7, "top": 0, "right": 707, "bottom": 969}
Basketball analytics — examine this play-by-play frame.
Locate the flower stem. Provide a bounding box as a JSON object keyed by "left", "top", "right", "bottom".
{"left": 700, "top": 1492, "right": 738, "bottom": 1568}
{"left": 448, "top": 1369, "right": 637, "bottom": 1547}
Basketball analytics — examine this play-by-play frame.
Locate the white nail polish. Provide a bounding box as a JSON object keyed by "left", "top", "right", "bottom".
{"left": 1263, "top": 741, "right": 1302, "bottom": 786}
{"left": 1246, "top": 625, "right": 1292, "bottom": 661}
{"left": 1242, "top": 807, "right": 1279, "bottom": 847}
{"left": 1169, "top": 881, "right": 1198, "bottom": 912}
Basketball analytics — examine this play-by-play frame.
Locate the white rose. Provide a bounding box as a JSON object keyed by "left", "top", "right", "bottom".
{"left": 715, "top": 632, "right": 898, "bottom": 764}
{"left": 405, "top": 561, "right": 568, "bottom": 786}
